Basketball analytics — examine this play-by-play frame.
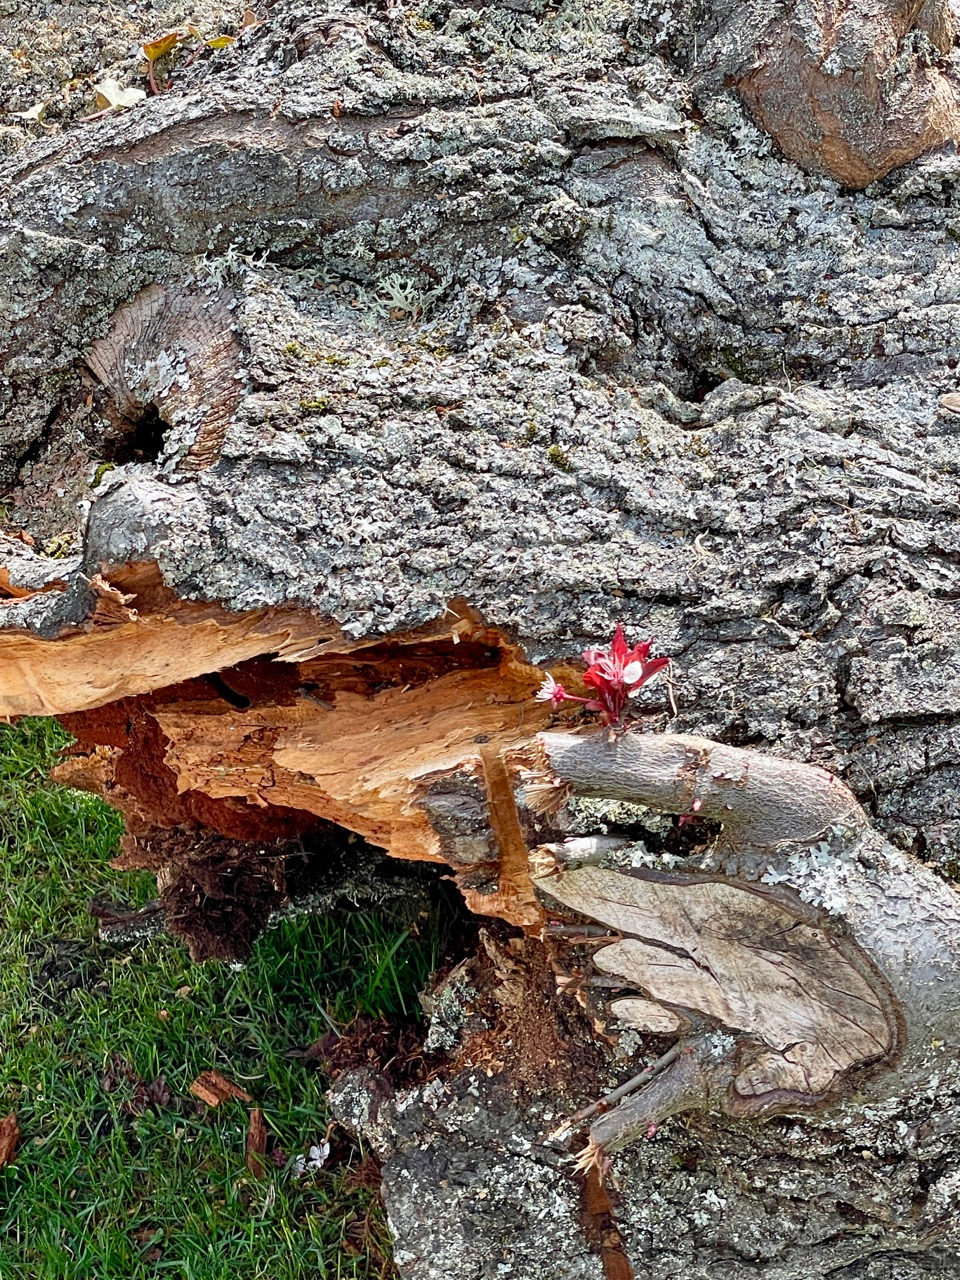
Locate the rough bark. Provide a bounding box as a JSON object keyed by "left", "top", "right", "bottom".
{"left": 4, "top": 0, "right": 960, "bottom": 1276}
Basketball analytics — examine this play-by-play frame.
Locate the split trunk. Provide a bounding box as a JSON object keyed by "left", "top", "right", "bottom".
{"left": 3, "top": 1, "right": 960, "bottom": 1275}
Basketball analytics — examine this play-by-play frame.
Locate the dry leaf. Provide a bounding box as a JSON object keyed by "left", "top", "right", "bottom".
{"left": 0, "top": 1114, "right": 20, "bottom": 1169}
{"left": 241, "top": 8, "right": 260, "bottom": 27}
{"left": 11, "top": 100, "right": 48, "bottom": 124}
{"left": 245, "top": 1108, "right": 267, "bottom": 1178}
{"left": 93, "top": 78, "right": 147, "bottom": 111}
{"left": 189, "top": 1070, "right": 253, "bottom": 1107}
{"left": 142, "top": 30, "right": 184, "bottom": 61}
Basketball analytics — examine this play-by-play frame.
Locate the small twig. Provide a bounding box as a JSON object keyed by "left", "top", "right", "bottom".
{"left": 182, "top": 43, "right": 206, "bottom": 69}
{"left": 549, "top": 1045, "right": 681, "bottom": 1140}
{"left": 663, "top": 660, "right": 679, "bottom": 719}
{"left": 543, "top": 923, "right": 622, "bottom": 939}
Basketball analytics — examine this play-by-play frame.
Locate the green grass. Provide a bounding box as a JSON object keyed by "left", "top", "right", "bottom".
{"left": 0, "top": 719, "right": 441, "bottom": 1279}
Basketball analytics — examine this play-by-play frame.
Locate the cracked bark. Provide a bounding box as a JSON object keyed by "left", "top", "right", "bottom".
{"left": 3, "top": 0, "right": 960, "bottom": 1276}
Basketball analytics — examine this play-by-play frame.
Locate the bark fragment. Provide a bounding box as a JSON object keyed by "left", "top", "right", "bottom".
{"left": 0, "top": 1113, "right": 20, "bottom": 1170}
{"left": 188, "top": 1071, "right": 253, "bottom": 1107}
{"left": 245, "top": 1108, "right": 268, "bottom": 1178}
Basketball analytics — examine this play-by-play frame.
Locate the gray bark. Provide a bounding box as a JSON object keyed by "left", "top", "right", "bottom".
{"left": 3, "top": 1, "right": 960, "bottom": 1276}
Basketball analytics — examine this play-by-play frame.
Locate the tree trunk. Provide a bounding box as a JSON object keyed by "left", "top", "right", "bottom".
{"left": 4, "top": 0, "right": 960, "bottom": 1275}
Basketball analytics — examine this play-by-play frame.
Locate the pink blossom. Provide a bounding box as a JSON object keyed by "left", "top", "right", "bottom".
{"left": 535, "top": 673, "right": 568, "bottom": 707}
{"left": 534, "top": 625, "right": 669, "bottom": 729}
{"left": 582, "top": 624, "right": 669, "bottom": 726}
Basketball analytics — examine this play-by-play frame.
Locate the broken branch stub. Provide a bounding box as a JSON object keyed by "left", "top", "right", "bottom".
{"left": 527, "top": 726, "right": 960, "bottom": 1164}
{"left": 535, "top": 730, "right": 866, "bottom": 853}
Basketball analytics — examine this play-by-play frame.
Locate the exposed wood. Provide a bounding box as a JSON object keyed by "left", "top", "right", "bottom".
{"left": 84, "top": 283, "right": 241, "bottom": 471}
{"left": 607, "top": 999, "right": 683, "bottom": 1035}
{"left": 0, "top": 569, "right": 336, "bottom": 717}
{"left": 727, "top": 0, "right": 960, "bottom": 187}
{"left": 40, "top": 592, "right": 556, "bottom": 923}
{"left": 534, "top": 866, "right": 899, "bottom": 1109}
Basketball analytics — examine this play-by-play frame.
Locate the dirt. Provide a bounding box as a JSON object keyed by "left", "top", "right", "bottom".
{"left": 452, "top": 927, "right": 608, "bottom": 1104}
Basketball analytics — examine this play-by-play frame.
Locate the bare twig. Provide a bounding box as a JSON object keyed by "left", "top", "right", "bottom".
{"left": 545, "top": 1044, "right": 681, "bottom": 1143}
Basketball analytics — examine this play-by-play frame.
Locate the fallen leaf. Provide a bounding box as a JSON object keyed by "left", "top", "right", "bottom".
{"left": 142, "top": 30, "right": 183, "bottom": 61}
{"left": 93, "top": 78, "right": 147, "bottom": 111}
{"left": 10, "top": 100, "right": 48, "bottom": 124}
{"left": 189, "top": 1071, "right": 253, "bottom": 1107}
{"left": 101, "top": 1056, "right": 173, "bottom": 1114}
{"left": 0, "top": 1114, "right": 20, "bottom": 1169}
{"left": 245, "top": 1108, "right": 267, "bottom": 1178}
{"left": 144, "top": 1077, "right": 172, "bottom": 1108}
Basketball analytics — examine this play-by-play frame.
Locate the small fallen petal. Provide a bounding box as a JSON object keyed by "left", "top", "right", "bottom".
{"left": 292, "top": 1140, "right": 330, "bottom": 1177}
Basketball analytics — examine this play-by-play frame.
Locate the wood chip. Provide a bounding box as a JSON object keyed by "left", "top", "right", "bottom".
{"left": 188, "top": 1071, "right": 253, "bottom": 1107}
{"left": 245, "top": 1108, "right": 267, "bottom": 1178}
{"left": 0, "top": 1113, "right": 20, "bottom": 1169}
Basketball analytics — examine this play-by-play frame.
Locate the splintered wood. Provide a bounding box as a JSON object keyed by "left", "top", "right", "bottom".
{"left": 0, "top": 574, "right": 338, "bottom": 717}
{"left": 18, "top": 582, "right": 555, "bottom": 925}
{"left": 152, "top": 664, "right": 548, "bottom": 860}
{"left": 534, "top": 866, "right": 899, "bottom": 1103}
